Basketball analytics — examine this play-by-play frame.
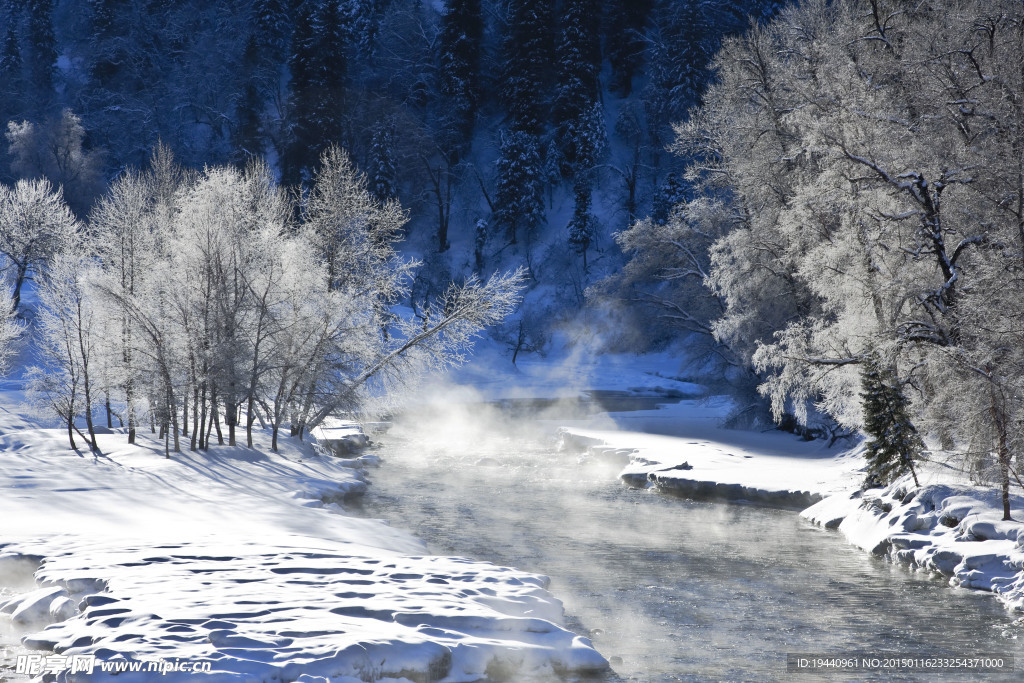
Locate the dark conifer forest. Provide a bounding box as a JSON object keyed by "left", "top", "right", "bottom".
{"left": 0, "top": 0, "right": 778, "bottom": 302}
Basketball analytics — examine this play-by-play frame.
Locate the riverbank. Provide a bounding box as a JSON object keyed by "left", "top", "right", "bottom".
{"left": 556, "top": 398, "right": 1024, "bottom": 614}
{"left": 0, "top": 400, "right": 607, "bottom": 682}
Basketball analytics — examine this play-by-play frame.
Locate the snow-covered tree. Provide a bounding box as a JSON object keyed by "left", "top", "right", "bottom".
{"left": 493, "top": 129, "right": 544, "bottom": 245}
{"left": 0, "top": 177, "right": 78, "bottom": 314}
{"left": 501, "top": 0, "right": 553, "bottom": 134}
{"left": 554, "top": 0, "right": 601, "bottom": 175}
{"left": 438, "top": 0, "right": 483, "bottom": 153}
{"left": 567, "top": 183, "right": 598, "bottom": 269}
{"left": 368, "top": 126, "right": 397, "bottom": 201}
{"left": 861, "top": 357, "right": 923, "bottom": 488}
{"left": 286, "top": 0, "right": 350, "bottom": 181}
{"left": 25, "top": 0, "right": 56, "bottom": 109}
{"left": 6, "top": 109, "right": 105, "bottom": 215}
{"left": 31, "top": 253, "right": 103, "bottom": 452}
{"left": 605, "top": 0, "right": 652, "bottom": 96}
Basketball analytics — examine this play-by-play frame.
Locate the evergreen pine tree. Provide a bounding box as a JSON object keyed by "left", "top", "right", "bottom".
{"left": 474, "top": 218, "right": 487, "bottom": 270}
{"left": 567, "top": 181, "right": 598, "bottom": 269}
{"left": 368, "top": 126, "right": 396, "bottom": 201}
{"left": 554, "top": 0, "right": 602, "bottom": 176}
{"left": 253, "top": 0, "right": 291, "bottom": 63}
{"left": 287, "top": 0, "right": 348, "bottom": 182}
{"left": 234, "top": 35, "right": 265, "bottom": 160}
{"left": 88, "top": 0, "right": 118, "bottom": 39}
{"left": 652, "top": 172, "right": 686, "bottom": 224}
{"left": 501, "top": 0, "right": 553, "bottom": 134}
{"left": 645, "top": 0, "right": 709, "bottom": 142}
{"left": 0, "top": 24, "right": 22, "bottom": 119}
{"left": 494, "top": 129, "right": 545, "bottom": 244}
{"left": 861, "top": 357, "right": 923, "bottom": 488}
{"left": 605, "top": 0, "right": 652, "bottom": 96}
{"left": 26, "top": 0, "right": 56, "bottom": 108}
{"left": 438, "top": 0, "right": 483, "bottom": 154}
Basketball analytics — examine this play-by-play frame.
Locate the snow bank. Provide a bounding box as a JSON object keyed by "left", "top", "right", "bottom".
{"left": 0, "top": 404, "right": 607, "bottom": 681}
{"left": 0, "top": 538, "right": 605, "bottom": 682}
{"left": 803, "top": 479, "right": 1024, "bottom": 611}
{"left": 557, "top": 400, "right": 863, "bottom": 509}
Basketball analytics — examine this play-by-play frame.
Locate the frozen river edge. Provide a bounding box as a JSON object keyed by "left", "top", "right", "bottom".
{"left": 0, "top": 407, "right": 609, "bottom": 683}
{"left": 558, "top": 425, "right": 1024, "bottom": 614}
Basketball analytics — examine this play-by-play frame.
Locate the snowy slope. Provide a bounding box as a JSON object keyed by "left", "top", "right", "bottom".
{"left": 0, "top": 400, "right": 607, "bottom": 682}
{"left": 557, "top": 398, "right": 865, "bottom": 508}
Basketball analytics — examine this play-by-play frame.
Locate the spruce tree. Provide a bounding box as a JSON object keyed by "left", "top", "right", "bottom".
{"left": 253, "top": 0, "right": 291, "bottom": 63}
{"left": 645, "top": 0, "right": 709, "bottom": 141}
{"left": 861, "top": 357, "right": 923, "bottom": 488}
{"left": 287, "top": 0, "right": 348, "bottom": 182}
{"left": 0, "top": 25, "right": 22, "bottom": 119}
{"left": 368, "top": 126, "right": 396, "bottom": 201}
{"left": 567, "top": 181, "right": 598, "bottom": 269}
{"left": 501, "top": 0, "right": 553, "bottom": 135}
{"left": 26, "top": 0, "right": 56, "bottom": 108}
{"left": 438, "top": 0, "right": 483, "bottom": 153}
{"left": 494, "top": 129, "right": 545, "bottom": 244}
{"left": 605, "top": 0, "right": 652, "bottom": 96}
{"left": 554, "top": 0, "right": 602, "bottom": 177}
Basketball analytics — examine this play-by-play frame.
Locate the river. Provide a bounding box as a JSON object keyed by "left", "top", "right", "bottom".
{"left": 358, "top": 399, "right": 1024, "bottom": 682}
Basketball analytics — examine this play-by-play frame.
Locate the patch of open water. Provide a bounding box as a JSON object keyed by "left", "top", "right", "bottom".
{"left": 359, "top": 403, "right": 1024, "bottom": 681}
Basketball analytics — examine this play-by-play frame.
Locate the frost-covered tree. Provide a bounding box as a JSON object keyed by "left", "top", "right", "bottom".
{"left": 0, "top": 281, "right": 22, "bottom": 373}
{"left": 6, "top": 110, "right": 106, "bottom": 215}
{"left": 89, "top": 165, "right": 159, "bottom": 444}
{"left": 85, "top": 143, "right": 524, "bottom": 455}
{"left": 613, "top": 0, "right": 1024, "bottom": 512}
{"left": 32, "top": 254, "right": 103, "bottom": 452}
{"left": 0, "top": 178, "right": 78, "bottom": 314}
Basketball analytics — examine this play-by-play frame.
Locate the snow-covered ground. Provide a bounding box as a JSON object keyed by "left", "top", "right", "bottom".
{"left": 0, "top": 401, "right": 606, "bottom": 682}
{"left": 6, "top": 345, "right": 1024, "bottom": 682}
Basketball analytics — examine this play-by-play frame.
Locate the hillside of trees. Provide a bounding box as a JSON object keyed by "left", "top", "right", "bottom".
{"left": 0, "top": 0, "right": 791, "bottom": 456}
{"left": 611, "top": 0, "right": 1024, "bottom": 517}
{"left": 13, "top": 0, "right": 1023, "bottom": 510}
{"left": 0, "top": 0, "right": 780, "bottom": 318}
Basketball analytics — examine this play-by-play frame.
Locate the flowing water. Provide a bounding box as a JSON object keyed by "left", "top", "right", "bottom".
{"left": 358, "top": 400, "right": 1024, "bottom": 682}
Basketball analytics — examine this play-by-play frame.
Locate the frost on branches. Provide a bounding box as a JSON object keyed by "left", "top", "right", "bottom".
{"left": 614, "top": 0, "right": 1024, "bottom": 516}
{"left": 17, "top": 144, "right": 525, "bottom": 457}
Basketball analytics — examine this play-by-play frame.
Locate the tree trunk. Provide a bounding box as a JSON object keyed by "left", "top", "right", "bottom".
{"left": 10, "top": 260, "right": 28, "bottom": 314}
{"left": 182, "top": 391, "right": 189, "bottom": 437}
{"left": 67, "top": 416, "right": 76, "bottom": 450}
{"left": 213, "top": 403, "right": 223, "bottom": 445}
{"left": 246, "top": 395, "right": 255, "bottom": 448}
{"left": 989, "top": 379, "right": 1013, "bottom": 520}
{"left": 190, "top": 384, "right": 200, "bottom": 451}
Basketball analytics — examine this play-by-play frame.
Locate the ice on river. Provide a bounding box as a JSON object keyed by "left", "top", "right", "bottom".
{"left": 0, "top": 402, "right": 607, "bottom": 681}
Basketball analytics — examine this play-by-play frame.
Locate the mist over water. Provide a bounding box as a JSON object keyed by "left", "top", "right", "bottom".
{"left": 360, "top": 399, "right": 1024, "bottom": 682}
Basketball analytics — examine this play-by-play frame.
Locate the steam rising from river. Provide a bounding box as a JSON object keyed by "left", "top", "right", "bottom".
{"left": 362, "top": 388, "right": 1024, "bottom": 681}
